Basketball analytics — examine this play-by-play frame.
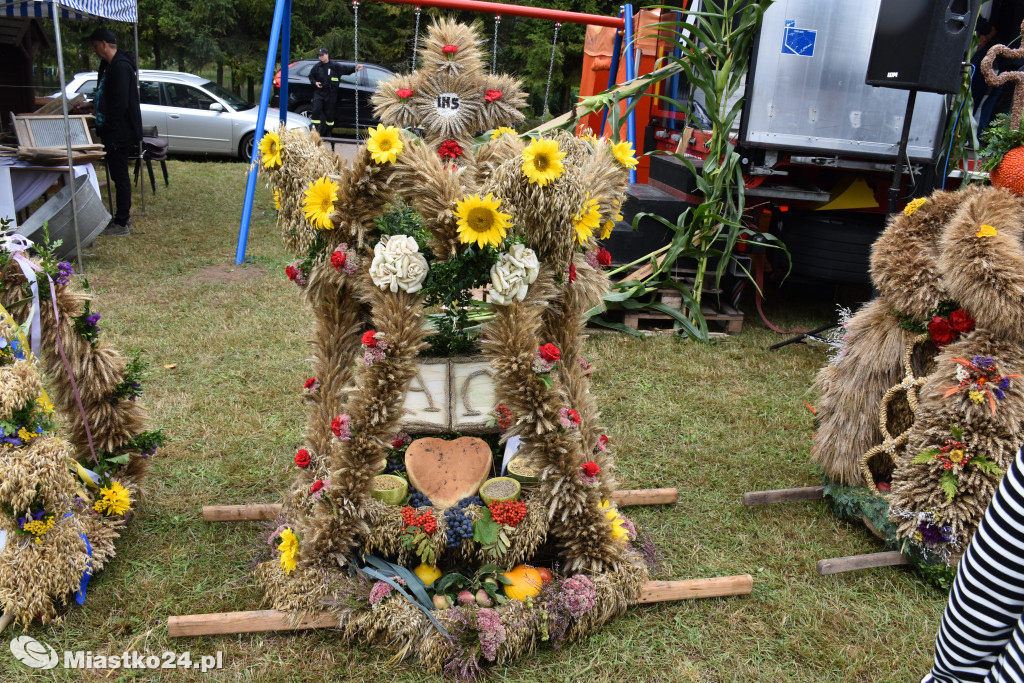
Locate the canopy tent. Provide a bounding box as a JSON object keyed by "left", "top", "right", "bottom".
{"left": 0, "top": 0, "right": 139, "bottom": 273}
{"left": 0, "top": 0, "right": 136, "bottom": 22}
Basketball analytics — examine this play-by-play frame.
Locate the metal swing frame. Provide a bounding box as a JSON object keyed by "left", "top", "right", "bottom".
{"left": 234, "top": 0, "right": 636, "bottom": 264}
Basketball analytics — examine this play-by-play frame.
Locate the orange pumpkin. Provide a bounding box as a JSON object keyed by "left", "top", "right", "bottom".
{"left": 991, "top": 147, "right": 1024, "bottom": 196}
{"left": 502, "top": 564, "right": 543, "bottom": 601}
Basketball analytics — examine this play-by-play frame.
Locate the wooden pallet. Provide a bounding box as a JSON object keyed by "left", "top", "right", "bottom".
{"left": 611, "top": 288, "right": 743, "bottom": 335}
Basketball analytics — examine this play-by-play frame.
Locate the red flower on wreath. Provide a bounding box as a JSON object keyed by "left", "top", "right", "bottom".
{"left": 596, "top": 434, "right": 609, "bottom": 452}
{"left": 927, "top": 316, "right": 956, "bottom": 347}
{"left": 295, "top": 449, "right": 311, "bottom": 468}
{"left": 361, "top": 330, "right": 378, "bottom": 347}
{"left": 438, "top": 140, "right": 463, "bottom": 159}
{"left": 568, "top": 263, "right": 577, "bottom": 283}
{"left": 581, "top": 461, "right": 600, "bottom": 477}
{"left": 566, "top": 408, "right": 581, "bottom": 425}
{"left": 949, "top": 309, "right": 975, "bottom": 334}
{"left": 442, "top": 44, "right": 458, "bottom": 55}
{"left": 596, "top": 247, "right": 612, "bottom": 267}
{"left": 484, "top": 89, "right": 502, "bottom": 102}
{"left": 538, "top": 343, "right": 560, "bottom": 363}
{"left": 285, "top": 264, "right": 300, "bottom": 281}
{"left": 396, "top": 88, "right": 413, "bottom": 99}
{"left": 331, "top": 250, "right": 347, "bottom": 270}
{"left": 304, "top": 377, "right": 318, "bottom": 391}
{"left": 310, "top": 479, "right": 324, "bottom": 493}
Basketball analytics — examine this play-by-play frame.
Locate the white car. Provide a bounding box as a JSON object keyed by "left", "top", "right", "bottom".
{"left": 63, "top": 70, "right": 311, "bottom": 159}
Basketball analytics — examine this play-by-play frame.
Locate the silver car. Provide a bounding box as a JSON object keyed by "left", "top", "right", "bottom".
{"left": 63, "top": 69, "right": 311, "bottom": 159}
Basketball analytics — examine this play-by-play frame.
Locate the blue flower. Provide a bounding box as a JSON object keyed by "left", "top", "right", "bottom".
{"left": 994, "top": 388, "right": 1005, "bottom": 400}
{"left": 10, "top": 339, "right": 24, "bottom": 359}
{"left": 1000, "top": 377, "right": 1011, "bottom": 390}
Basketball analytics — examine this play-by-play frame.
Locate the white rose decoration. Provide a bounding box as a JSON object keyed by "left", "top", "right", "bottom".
{"left": 369, "top": 234, "right": 429, "bottom": 293}
{"left": 490, "top": 244, "right": 540, "bottom": 305}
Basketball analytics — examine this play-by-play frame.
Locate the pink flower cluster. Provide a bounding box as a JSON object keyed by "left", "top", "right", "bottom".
{"left": 330, "top": 243, "right": 359, "bottom": 275}
{"left": 595, "top": 434, "right": 609, "bottom": 452}
{"left": 559, "top": 407, "right": 581, "bottom": 429}
{"left": 475, "top": 608, "right": 506, "bottom": 662}
{"left": 331, "top": 414, "right": 352, "bottom": 441}
{"left": 578, "top": 356, "right": 592, "bottom": 377}
{"left": 551, "top": 574, "right": 596, "bottom": 619}
{"left": 362, "top": 330, "right": 389, "bottom": 366}
{"left": 368, "top": 576, "right": 404, "bottom": 607}
{"left": 285, "top": 260, "right": 306, "bottom": 287}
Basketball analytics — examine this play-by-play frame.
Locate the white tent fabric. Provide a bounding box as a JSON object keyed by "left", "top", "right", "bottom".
{"left": 0, "top": 0, "right": 136, "bottom": 22}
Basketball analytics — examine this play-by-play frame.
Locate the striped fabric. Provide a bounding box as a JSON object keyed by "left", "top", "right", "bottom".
{"left": 924, "top": 447, "right": 1024, "bottom": 682}
{"left": 0, "top": 0, "right": 137, "bottom": 23}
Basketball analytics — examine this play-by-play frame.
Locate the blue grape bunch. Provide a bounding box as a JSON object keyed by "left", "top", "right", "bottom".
{"left": 443, "top": 496, "right": 483, "bottom": 548}
{"left": 408, "top": 489, "right": 432, "bottom": 508}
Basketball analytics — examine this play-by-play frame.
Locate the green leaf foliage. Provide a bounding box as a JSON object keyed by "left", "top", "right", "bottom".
{"left": 940, "top": 471, "right": 959, "bottom": 502}
{"left": 910, "top": 448, "right": 940, "bottom": 465}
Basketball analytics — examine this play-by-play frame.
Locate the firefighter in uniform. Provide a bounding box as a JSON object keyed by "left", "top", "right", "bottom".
{"left": 309, "top": 48, "right": 358, "bottom": 137}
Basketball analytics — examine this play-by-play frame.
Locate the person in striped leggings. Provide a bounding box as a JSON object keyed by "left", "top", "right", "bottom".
{"left": 924, "top": 447, "right": 1024, "bottom": 682}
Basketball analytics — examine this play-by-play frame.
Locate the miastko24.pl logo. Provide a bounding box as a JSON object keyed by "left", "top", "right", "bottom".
{"left": 10, "top": 635, "right": 223, "bottom": 672}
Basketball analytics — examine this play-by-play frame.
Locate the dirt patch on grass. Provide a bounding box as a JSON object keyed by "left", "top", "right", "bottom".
{"left": 195, "top": 263, "right": 266, "bottom": 284}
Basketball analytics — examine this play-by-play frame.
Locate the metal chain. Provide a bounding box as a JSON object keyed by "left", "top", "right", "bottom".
{"left": 542, "top": 22, "right": 561, "bottom": 123}
{"left": 492, "top": 15, "right": 501, "bottom": 74}
{"left": 353, "top": 0, "right": 360, "bottom": 140}
{"left": 413, "top": 6, "right": 421, "bottom": 71}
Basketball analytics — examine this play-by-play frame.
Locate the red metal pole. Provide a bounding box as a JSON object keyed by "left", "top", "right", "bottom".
{"left": 372, "top": 0, "right": 625, "bottom": 28}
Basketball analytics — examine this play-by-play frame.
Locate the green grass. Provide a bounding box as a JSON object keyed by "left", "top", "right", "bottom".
{"left": 0, "top": 160, "right": 947, "bottom": 682}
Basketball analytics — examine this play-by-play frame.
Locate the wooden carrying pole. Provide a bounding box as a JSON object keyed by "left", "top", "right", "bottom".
{"left": 202, "top": 488, "right": 679, "bottom": 522}
{"left": 167, "top": 575, "right": 753, "bottom": 637}
{"left": 742, "top": 486, "right": 825, "bottom": 506}
{"left": 816, "top": 552, "right": 909, "bottom": 575}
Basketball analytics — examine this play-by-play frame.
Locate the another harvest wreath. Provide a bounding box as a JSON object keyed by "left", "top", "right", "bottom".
{"left": 253, "top": 20, "right": 655, "bottom": 675}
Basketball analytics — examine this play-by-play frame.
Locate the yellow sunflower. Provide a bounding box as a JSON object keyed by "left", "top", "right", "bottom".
{"left": 573, "top": 194, "right": 602, "bottom": 245}
{"left": 491, "top": 126, "right": 517, "bottom": 140}
{"left": 610, "top": 141, "right": 638, "bottom": 169}
{"left": 303, "top": 177, "right": 340, "bottom": 230}
{"left": 367, "top": 124, "right": 404, "bottom": 164}
{"left": 521, "top": 138, "right": 566, "bottom": 186}
{"left": 600, "top": 210, "right": 622, "bottom": 240}
{"left": 93, "top": 481, "right": 132, "bottom": 516}
{"left": 278, "top": 528, "right": 299, "bottom": 574}
{"left": 454, "top": 193, "right": 513, "bottom": 248}
{"left": 598, "top": 500, "right": 630, "bottom": 542}
{"left": 903, "top": 197, "right": 926, "bottom": 217}
{"left": 273, "top": 188, "right": 281, "bottom": 211}
{"left": 259, "top": 131, "right": 282, "bottom": 169}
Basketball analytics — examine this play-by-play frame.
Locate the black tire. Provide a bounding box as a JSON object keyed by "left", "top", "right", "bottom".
{"left": 295, "top": 102, "right": 312, "bottom": 119}
{"left": 240, "top": 132, "right": 255, "bottom": 161}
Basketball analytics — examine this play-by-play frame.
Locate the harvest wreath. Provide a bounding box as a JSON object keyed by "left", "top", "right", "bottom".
{"left": 746, "top": 183, "right": 1024, "bottom": 586}
{"left": 0, "top": 227, "right": 163, "bottom": 629}
{"left": 173, "top": 20, "right": 751, "bottom": 677}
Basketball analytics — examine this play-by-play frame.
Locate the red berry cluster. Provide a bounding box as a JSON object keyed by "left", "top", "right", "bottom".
{"left": 495, "top": 402, "right": 514, "bottom": 430}
{"left": 401, "top": 506, "right": 438, "bottom": 534}
{"left": 489, "top": 500, "right": 527, "bottom": 527}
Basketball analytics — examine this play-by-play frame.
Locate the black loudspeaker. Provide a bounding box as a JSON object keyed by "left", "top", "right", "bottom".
{"left": 865, "top": 0, "right": 980, "bottom": 94}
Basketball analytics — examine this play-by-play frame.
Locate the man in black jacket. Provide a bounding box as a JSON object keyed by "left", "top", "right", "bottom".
{"left": 86, "top": 28, "right": 142, "bottom": 236}
{"left": 308, "top": 48, "right": 359, "bottom": 137}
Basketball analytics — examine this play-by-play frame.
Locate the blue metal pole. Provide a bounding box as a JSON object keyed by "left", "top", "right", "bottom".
{"left": 599, "top": 8, "right": 624, "bottom": 136}
{"left": 235, "top": 0, "right": 287, "bottom": 265}
{"left": 279, "top": 0, "right": 291, "bottom": 125}
{"left": 623, "top": 3, "right": 637, "bottom": 183}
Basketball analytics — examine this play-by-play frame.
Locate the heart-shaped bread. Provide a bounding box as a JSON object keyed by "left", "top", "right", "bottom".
{"left": 404, "top": 436, "right": 493, "bottom": 508}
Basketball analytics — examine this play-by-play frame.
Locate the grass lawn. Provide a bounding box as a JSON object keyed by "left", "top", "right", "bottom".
{"left": 0, "top": 159, "right": 947, "bottom": 682}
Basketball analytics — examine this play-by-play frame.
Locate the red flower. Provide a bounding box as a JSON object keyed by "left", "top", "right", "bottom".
{"left": 304, "top": 377, "right": 318, "bottom": 390}
{"left": 568, "top": 263, "right": 577, "bottom": 282}
{"left": 567, "top": 408, "right": 581, "bottom": 424}
{"left": 949, "top": 309, "right": 975, "bottom": 334}
{"left": 438, "top": 140, "right": 463, "bottom": 159}
{"left": 597, "top": 434, "right": 609, "bottom": 450}
{"left": 361, "top": 330, "right": 377, "bottom": 347}
{"left": 581, "top": 461, "right": 600, "bottom": 477}
{"left": 295, "top": 449, "right": 311, "bottom": 468}
{"left": 538, "top": 343, "right": 560, "bottom": 362}
{"left": 484, "top": 89, "right": 502, "bottom": 102}
{"left": 442, "top": 44, "right": 458, "bottom": 55}
{"left": 392, "top": 437, "right": 405, "bottom": 449}
{"left": 876, "top": 482, "right": 891, "bottom": 493}
{"left": 310, "top": 479, "right": 324, "bottom": 493}
{"left": 396, "top": 88, "right": 413, "bottom": 99}
{"left": 285, "top": 264, "right": 299, "bottom": 281}
{"left": 331, "top": 250, "right": 347, "bottom": 270}
{"left": 927, "top": 316, "right": 956, "bottom": 347}
{"left": 596, "top": 247, "right": 612, "bottom": 267}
